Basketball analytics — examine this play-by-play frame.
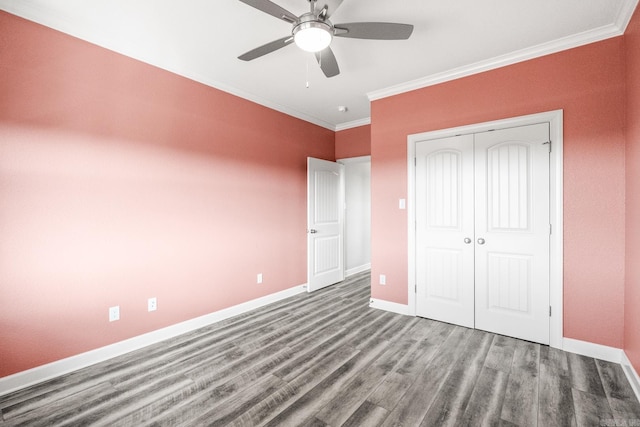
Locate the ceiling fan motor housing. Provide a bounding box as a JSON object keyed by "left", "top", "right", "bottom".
{"left": 293, "top": 13, "right": 333, "bottom": 52}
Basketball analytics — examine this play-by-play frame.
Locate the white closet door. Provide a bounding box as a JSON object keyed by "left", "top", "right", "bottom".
{"left": 474, "top": 123, "right": 551, "bottom": 344}
{"left": 415, "top": 135, "right": 475, "bottom": 328}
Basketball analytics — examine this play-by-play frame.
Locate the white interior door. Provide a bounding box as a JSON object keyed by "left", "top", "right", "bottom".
{"left": 307, "top": 157, "right": 345, "bottom": 292}
{"left": 474, "top": 123, "right": 550, "bottom": 344}
{"left": 414, "top": 123, "right": 551, "bottom": 344}
{"left": 415, "top": 135, "right": 475, "bottom": 328}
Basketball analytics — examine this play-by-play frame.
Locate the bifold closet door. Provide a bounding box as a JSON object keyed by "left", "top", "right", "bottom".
{"left": 415, "top": 134, "right": 475, "bottom": 328}
{"left": 415, "top": 123, "right": 551, "bottom": 344}
{"left": 474, "top": 123, "right": 550, "bottom": 344}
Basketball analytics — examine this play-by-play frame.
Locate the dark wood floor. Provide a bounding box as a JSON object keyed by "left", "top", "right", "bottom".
{"left": 1, "top": 271, "right": 639, "bottom": 426}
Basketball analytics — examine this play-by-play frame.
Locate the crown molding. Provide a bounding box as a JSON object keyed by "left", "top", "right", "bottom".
{"left": 616, "top": 0, "right": 640, "bottom": 32}
{"left": 174, "top": 69, "right": 337, "bottom": 131}
{"left": 335, "top": 117, "right": 371, "bottom": 132}
{"left": 368, "top": 20, "right": 630, "bottom": 102}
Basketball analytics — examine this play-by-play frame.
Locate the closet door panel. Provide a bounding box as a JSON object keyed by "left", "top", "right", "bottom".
{"left": 415, "top": 135, "right": 475, "bottom": 328}
{"left": 474, "top": 123, "right": 551, "bottom": 344}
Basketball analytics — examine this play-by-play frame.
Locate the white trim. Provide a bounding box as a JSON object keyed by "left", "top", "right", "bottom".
{"left": 335, "top": 118, "right": 371, "bottom": 132}
{"left": 406, "top": 110, "right": 564, "bottom": 349}
{"left": 616, "top": 0, "right": 640, "bottom": 33}
{"left": 407, "top": 139, "right": 417, "bottom": 317}
{"left": 549, "top": 112, "right": 564, "bottom": 349}
{"left": 0, "top": 283, "right": 306, "bottom": 397}
{"left": 563, "top": 338, "right": 623, "bottom": 364}
{"left": 561, "top": 338, "right": 640, "bottom": 403}
{"left": 561, "top": 337, "right": 640, "bottom": 404}
{"left": 368, "top": 23, "right": 628, "bottom": 102}
{"left": 622, "top": 352, "right": 640, "bottom": 403}
{"left": 346, "top": 263, "right": 371, "bottom": 277}
{"left": 180, "top": 70, "right": 337, "bottom": 131}
{"left": 369, "top": 298, "right": 410, "bottom": 316}
{"left": 337, "top": 155, "right": 371, "bottom": 164}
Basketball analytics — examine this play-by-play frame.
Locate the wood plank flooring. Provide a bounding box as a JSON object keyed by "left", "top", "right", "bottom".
{"left": 1, "top": 271, "right": 639, "bottom": 426}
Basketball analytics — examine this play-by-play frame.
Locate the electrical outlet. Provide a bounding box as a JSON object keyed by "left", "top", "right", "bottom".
{"left": 109, "top": 306, "right": 120, "bottom": 322}
{"left": 148, "top": 297, "right": 157, "bottom": 312}
{"left": 379, "top": 274, "right": 386, "bottom": 285}
{"left": 257, "top": 273, "right": 263, "bottom": 284}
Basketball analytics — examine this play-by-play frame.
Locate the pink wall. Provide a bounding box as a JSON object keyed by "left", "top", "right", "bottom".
{"left": 0, "top": 12, "right": 335, "bottom": 377}
{"left": 370, "top": 38, "right": 627, "bottom": 348}
{"left": 335, "top": 125, "right": 371, "bottom": 159}
{"left": 625, "top": 7, "right": 640, "bottom": 372}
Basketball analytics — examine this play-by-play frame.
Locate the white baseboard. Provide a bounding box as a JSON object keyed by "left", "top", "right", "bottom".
{"left": 555, "top": 338, "right": 640, "bottom": 402}
{"left": 369, "top": 298, "right": 410, "bottom": 316}
{"left": 346, "top": 263, "right": 371, "bottom": 277}
{"left": 622, "top": 351, "right": 640, "bottom": 400}
{"left": 562, "top": 338, "right": 623, "bottom": 363}
{"left": 0, "top": 283, "right": 306, "bottom": 397}
{"left": 622, "top": 352, "right": 640, "bottom": 403}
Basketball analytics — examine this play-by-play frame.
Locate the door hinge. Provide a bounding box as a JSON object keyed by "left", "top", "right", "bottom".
{"left": 549, "top": 224, "right": 552, "bottom": 235}
{"left": 549, "top": 306, "right": 552, "bottom": 317}
{"left": 415, "top": 284, "right": 417, "bottom": 293}
{"left": 543, "top": 140, "right": 552, "bottom": 153}
{"left": 414, "top": 157, "right": 417, "bottom": 166}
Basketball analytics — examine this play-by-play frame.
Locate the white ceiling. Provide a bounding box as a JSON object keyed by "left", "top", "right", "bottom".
{"left": 0, "top": 0, "right": 637, "bottom": 130}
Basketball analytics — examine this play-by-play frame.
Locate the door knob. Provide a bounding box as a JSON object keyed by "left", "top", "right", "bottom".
{"left": 464, "top": 237, "right": 472, "bottom": 244}
{"left": 309, "top": 229, "right": 318, "bottom": 234}
{"left": 477, "top": 238, "right": 485, "bottom": 245}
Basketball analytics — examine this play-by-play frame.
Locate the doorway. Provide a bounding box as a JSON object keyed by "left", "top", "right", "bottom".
{"left": 339, "top": 156, "right": 371, "bottom": 277}
{"left": 307, "top": 156, "right": 372, "bottom": 292}
{"left": 407, "top": 110, "right": 564, "bottom": 348}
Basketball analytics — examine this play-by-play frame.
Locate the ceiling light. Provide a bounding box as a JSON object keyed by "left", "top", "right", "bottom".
{"left": 293, "top": 21, "right": 332, "bottom": 53}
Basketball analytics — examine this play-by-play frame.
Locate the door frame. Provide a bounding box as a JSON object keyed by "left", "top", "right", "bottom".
{"left": 407, "top": 110, "right": 564, "bottom": 349}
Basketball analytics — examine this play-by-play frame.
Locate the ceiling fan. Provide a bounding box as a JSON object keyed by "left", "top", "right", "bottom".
{"left": 237, "top": 0, "right": 414, "bottom": 78}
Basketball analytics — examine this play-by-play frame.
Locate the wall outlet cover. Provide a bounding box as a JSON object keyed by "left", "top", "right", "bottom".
{"left": 109, "top": 306, "right": 120, "bottom": 322}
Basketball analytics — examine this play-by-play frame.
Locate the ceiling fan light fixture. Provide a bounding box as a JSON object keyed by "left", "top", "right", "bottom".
{"left": 293, "top": 21, "right": 332, "bottom": 53}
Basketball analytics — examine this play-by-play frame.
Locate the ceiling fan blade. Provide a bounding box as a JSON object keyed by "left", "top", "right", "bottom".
{"left": 238, "top": 0, "right": 298, "bottom": 23}
{"left": 318, "top": 0, "right": 344, "bottom": 20}
{"left": 315, "top": 47, "right": 340, "bottom": 78}
{"left": 334, "top": 22, "right": 414, "bottom": 40}
{"left": 238, "top": 36, "right": 294, "bottom": 61}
